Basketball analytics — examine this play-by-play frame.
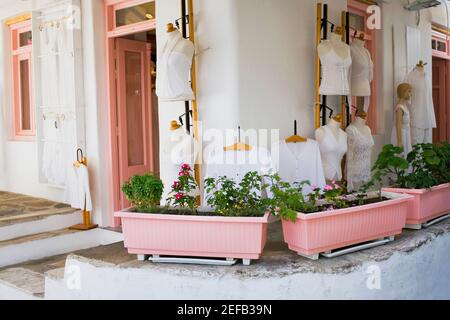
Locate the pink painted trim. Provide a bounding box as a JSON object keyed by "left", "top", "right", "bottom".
{"left": 104, "top": 0, "right": 156, "bottom": 227}
{"left": 10, "top": 19, "right": 35, "bottom": 141}
{"left": 105, "top": 0, "right": 155, "bottom": 35}
{"left": 432, "top": 32, "right": 450, "bottom": 60}
{"left": 348, "top": 1, "right": 378, "bottom": 133}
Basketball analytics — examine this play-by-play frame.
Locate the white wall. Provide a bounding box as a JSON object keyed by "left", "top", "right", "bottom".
{"left": 0, "top": 1, "right": 65, "bottom": 201}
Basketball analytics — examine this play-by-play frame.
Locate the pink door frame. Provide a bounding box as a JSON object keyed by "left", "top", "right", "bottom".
{"left": 348, "top": 0, "right": 378, "bottom": 133}
{"left": 104, "top": 0, "right": 156, "bottom": 227}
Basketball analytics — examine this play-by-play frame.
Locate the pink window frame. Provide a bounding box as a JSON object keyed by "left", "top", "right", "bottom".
{"left": 348, "top": 0, "right": 378, "bottom": 133}
{"left": 105, "top": 0, "right": 156, "bottom": 38}
{"left": 432, "top": 30, "right": 450, "bottom": 60}
{"left": 10, "top": 19, "right": 35, "bottom": 141}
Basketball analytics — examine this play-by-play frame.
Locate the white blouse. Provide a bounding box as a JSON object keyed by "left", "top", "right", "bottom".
{"left": 316, "top": 125, "right": 348, "bottom": 181}
{"left": 272, "top": 140, "right": 326, "bottom": 195}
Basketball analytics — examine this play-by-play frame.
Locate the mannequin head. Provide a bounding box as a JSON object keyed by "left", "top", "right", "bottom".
{"left": 397, "top": 83, "right": 412, "bottom": 101}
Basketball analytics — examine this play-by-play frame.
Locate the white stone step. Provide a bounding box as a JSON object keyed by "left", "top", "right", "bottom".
{"left": 0, "top": 268, "right": 45, "bottom": 300}
{"left": 0, "top": 210, "right": 82, "bottom": 242}
{"left": 0, "top": 228, "right": 124, "bottom": 268}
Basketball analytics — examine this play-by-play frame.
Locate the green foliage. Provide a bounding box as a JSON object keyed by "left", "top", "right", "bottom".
{"left": 122, "top": 173, "right": 164, "bottom": 212}
{"left": 166, "top": 164, "right": 198, "bottom": 212}
{"left": 204, "top": 171, "right": 270, "bottom": 217}
{"left": 367, "top": 143, "right": 450, "bottom": 192}
{"left": 266, "top": 174, "right": 350, "bottom": 221}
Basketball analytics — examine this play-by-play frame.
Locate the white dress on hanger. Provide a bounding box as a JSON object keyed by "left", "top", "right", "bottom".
{"left": 318, "top": 40, "right": 352, "bottom": 96}
{"left": 272, "top": 140, "right": 326, "bottom": 195}
{"left": 391, "top": 104, "right": 412, "bottom": 157}
{"left": 405, "top": 68, "right": 437, "bottom": 144}
{"left": 346, "top": 121, "right": 375, "bottom": 191}
{"left": 156, "top": 31, "right": 195, "bottom": 102}
{"left": 65, "top": 164, "right": 93, "bottom": 211}
{"left": 204, "top": 147, "right": 274, "bottom": 202}
{"left": 316, "top": 125, "right": 348, "bottom": 181}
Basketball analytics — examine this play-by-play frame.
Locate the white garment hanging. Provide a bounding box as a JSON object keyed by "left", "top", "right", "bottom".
{"left": 204, "top": 147, "right": 274, "bottom": 202}
{"left": 405, "top": 68, "right": 437, "bottom": 131}
{"left": 316, "top": 125, "right": 348, "bottom": 181}
{"left": 346, "top": 122, "right": 375, "bottom": 191}
{"left": 272, "top": 140, "right": 326, "bottom": 195}
{"left": 65, "top": 164, "right": 93, "bottom": 211}
{"left": 39, "top": 26, "right": 60, "bottom": 108}
{"left": 391, "top": 104, "right": 412, "bottom": 157}
{"left": 350, "top": 40, "right": 373, "bottom": 97}
{"left": 156, "top": 31, "right": 195, "bottom": 102}
{"left": 318, "top": 40, "right": 352, "bottom": 96}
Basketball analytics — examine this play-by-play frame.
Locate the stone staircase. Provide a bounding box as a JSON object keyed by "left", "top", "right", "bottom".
{"left": 0, "top": 191, "right": 123, "bottom": 270}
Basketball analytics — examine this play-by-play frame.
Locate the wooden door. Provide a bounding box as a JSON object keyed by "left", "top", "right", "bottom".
{"left": 432, "top": 58, "right": 448, "bottom": 143}
{"left": 116, "top": 38, "right": 153, "bottom": 208}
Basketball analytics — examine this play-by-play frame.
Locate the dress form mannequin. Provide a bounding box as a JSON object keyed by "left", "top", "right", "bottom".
{"left": 156, "top": 23, "right": 195, "bottom": 102}
{"left": 346, "top": 112, "right": 375, "bottom": 191}
{"left": 318, "top": 30, "right": 352, "bottom": 96}
{"left": 350, "top": 36, "right": 373, "bottom": 112}
{"left": 315, "top": 115, "right": 348, "bottom": 181}
{"left": 391, "top": 83, "right": 412, "bottom": 157}
{"left": 406, "top": 61, "right": 437, "bottom": 144}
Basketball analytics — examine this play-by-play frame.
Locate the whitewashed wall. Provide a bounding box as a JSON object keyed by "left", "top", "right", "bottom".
{"left": 0, "top": 0, "right": 443, "bottom": 227}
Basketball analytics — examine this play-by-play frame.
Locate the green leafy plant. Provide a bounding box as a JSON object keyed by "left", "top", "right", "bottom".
{"left": 204, "top": 171, "right": 270, "bottom": 217}
{"left": 122, "top": 173, "right": 164, "bottom": 213}
{"left": 166, "top": 164, "right": 198, "bottom": 212}
{"left": 403, "top": 144, "right": 440, "bottom": 189}
{"left": 431, "top": 142, "right": 450, "bottom": 184}
{"left": 367, "top": 144, "right": 409, "bottom": 196}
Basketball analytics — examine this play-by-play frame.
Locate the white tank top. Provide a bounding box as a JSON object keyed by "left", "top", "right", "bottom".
{"left": 317, "top": 125, "right": 348, "bottom": 180}
{"left": 319, "top": 41, "right": 352, "bottom": 96}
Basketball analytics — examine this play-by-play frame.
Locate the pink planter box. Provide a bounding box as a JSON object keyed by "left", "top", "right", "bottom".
{"left": 115, "top": 209, "right": 270, "bottom": 262}
{"left": 281, "top": 192, "right": 412, "bottom": 258}
{"left": 383, "top": 183, "right": 450, "bottom": 226}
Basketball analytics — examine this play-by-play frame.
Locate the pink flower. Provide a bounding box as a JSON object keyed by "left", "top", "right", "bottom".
{"left": 181, "top": 164, "right": 191, "bottom": 171}
{"left": 172, "top": 181, "right": 180, "bottom": 189}
{"left": 175, "top": 193, "right": 184, "bottom": 200}
{"left": 324, "top": 185, "right": 333, "bottom": 191}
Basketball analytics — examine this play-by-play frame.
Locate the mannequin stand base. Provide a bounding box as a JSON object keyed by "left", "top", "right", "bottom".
{"left": 69, "top": 224, "right": 98, "bottom": 231}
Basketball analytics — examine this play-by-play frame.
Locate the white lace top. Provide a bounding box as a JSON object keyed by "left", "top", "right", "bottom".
{"left": 319, "top": 40, "right": 352, "bottom": 96}
{"left": 346, "top": 123, "right": 375, "bottom": 190}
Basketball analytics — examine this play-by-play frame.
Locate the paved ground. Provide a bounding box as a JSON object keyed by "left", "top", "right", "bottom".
{"left": 0, "top": 191, "right": 76, "bottom": 226}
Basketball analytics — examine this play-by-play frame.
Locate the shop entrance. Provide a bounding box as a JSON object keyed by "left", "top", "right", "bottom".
{"left": 105, "top": 0, "right": 158, "bottom": 226}
{"left": 432, "top": 57, "right": 450, "bottom": 143}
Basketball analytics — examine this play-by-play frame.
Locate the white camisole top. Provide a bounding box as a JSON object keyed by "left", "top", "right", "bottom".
{"left": 319, "top": 40, "right": 352, "bottom": 96}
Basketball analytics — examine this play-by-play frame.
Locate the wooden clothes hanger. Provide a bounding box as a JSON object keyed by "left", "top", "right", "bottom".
{"left": 224, "top": 126, "right": 253, "bottom": 151}
{"left": 416, "top": 60, "right": 427, "bottom": 68}
{"left": 166, "top": 23, "right": 176, "bottom": 33}
{"left": 285, "top": 120, "right": 307, "bottom": 143}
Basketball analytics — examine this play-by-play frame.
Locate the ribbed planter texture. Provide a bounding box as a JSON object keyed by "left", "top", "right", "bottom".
{"left": 383, "top": 183, "right": 450, "bottom": 227}
{"left": 115, "top": 209, "right": 270, "bottom": 263}
{"left": 281, "top": 192, "right": 412, "bottom": 258}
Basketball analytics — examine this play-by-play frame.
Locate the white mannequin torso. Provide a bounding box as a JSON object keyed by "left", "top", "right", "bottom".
{"left": 350, "top": 39, "right": 373, "bottom": 97}
{"left": 315, "top": 119, "right": 348, "bottom": 181}
{"left": 156, "top": 30, "right": 195, "bottom": 102}
{"left": 318, "top": 33, "right": 352, "bottom": 96}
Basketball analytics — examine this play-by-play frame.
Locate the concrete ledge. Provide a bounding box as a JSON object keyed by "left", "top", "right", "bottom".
{"left": 44, "top": 220, "right": 450, "bottom": 299}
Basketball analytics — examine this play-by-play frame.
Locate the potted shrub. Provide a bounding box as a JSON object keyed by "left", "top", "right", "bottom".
{"left": 379, "top": 143, "right": 450, "bottom": 229}
{"left": 115, "top": 165, "right": 271, "bottom": 265}
{"left": 268, "top": 175, "right": 412, "bottom": 260}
